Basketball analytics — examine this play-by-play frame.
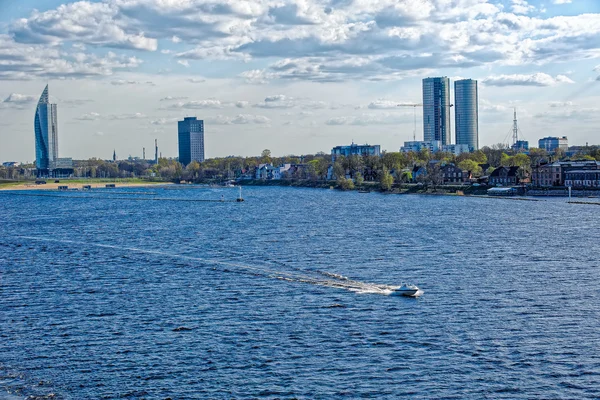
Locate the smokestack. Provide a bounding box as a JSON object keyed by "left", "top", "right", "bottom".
{"left": 155, "top": 139, "right": 158, "bottom": 164}
{"left": 143, "top": 147, "right": 145, "bottom": 160}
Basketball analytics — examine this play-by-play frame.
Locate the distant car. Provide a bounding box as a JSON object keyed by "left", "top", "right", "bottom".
{"left": 496, "top": 183, "right": 503, "bottom": 187}
{"left": 35, "top": 180, "right": 46, "bottom": 185}
{"left": 472, "top": 183, "right": 480, "bottom": 187}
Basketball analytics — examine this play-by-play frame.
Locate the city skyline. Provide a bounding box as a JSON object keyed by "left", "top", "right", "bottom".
{"left": 1, "top": 1, "right": 600, "bottom": 162}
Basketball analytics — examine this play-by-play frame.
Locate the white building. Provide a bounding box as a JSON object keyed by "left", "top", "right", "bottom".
{"left": 400, "top": 141, "right": 470, "bottom": 156}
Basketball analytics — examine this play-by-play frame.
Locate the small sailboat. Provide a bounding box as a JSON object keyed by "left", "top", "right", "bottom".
{"left": 236, "top": 186, "right": 245, "bottom": 202}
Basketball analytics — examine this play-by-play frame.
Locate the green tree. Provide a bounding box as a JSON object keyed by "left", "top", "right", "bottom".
{"left": 338, "top": 177, "right": 355, "bottom": 190}
{"left": 261, "top": 149, "right": 272, "bottom": 164}
{"left": 380, "top": 170, "right": 394, "bottom": 191}
{"left": 457, "top": 160, "right": 482, "bottom": 177}
{"left": 355, "top": 172, "right": 364, "bottom": 186}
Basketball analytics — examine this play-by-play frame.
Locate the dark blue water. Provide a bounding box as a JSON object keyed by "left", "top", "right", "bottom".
{"left": 1, "top": 186, "right": 599, "bottom": 399}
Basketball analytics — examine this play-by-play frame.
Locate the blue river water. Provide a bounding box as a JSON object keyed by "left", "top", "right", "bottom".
{"left": 1, "top": 186, "right": 599, "bottom": 399}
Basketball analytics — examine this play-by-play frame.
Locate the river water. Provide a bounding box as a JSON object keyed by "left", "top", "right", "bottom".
{"left": 1, "top": 186, "right": 599, "bottom": 399}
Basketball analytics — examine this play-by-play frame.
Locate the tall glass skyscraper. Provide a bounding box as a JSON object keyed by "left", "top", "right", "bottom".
{"left": 422, "top": 77, "right": 451, "bottom": 145}
{"left": 454, "top": 79, "right": 479, "bottom": 151}
{"left": 178, "top": 117, "right": 205, "bottom": 165}
{"left": 34, "top": 85, "right": 59, "bottom": 171}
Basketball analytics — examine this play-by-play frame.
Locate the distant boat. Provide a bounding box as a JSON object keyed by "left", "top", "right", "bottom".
{"left": 358, "top": 189, "right": 370, "bottom": 193}
{"left": 391, "top": 283, "right": 421, "bottom": 297}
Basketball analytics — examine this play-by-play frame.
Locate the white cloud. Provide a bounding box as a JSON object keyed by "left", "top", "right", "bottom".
{"left": 235, "top": 101, "right": 250, "bottom": 108}
{"left": 177, "top": 60, "right": 190, "bottom": 67}
{"left": 188, "top": 78, "right": 206, "bottom": 83}
{"left": 367, "top": 99, "right": 401, "bottom": 110}
{"left": 10, "top": 2, "right": 157, "bottom": 51}
{"left": 549, "top": 101, "right": 575, "bottom": 107}
{"left": 169, "top": 99, "right": 224, "bottom": 109}
{"left": 0, "top": 35, "right": 143, "bottom": 80}
{"left": 254, "top": 95, "right": 296, "bottom": 108}
{"left": 3, "top": 93, "right": 36, "bottom": 104}
{"left": 206, "top": 114, "right": 271, "bottom": 125}
{"left": 552, "top": 0, "right": 572, "bottom": 4}
{"left": 482, "top": 73, "right": 575, "bottom": 87}
{"left": 160, "top": 96, "right": 188, "bottom": 101}
{"left": 325, "top": 112, "right": 409, "bottom": 126}
{"left": 75, "top": 112, "right": 102, "bottom": 121}
{"left": 75, "top": 111, "right": 146, "bottom": 121}
{"left": 150, "top": 117, "right": 179, "bottom": 125}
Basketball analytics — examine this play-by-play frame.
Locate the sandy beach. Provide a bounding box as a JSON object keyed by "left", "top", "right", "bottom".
{"left": 0, "top": 181, "right": 173, "bottom": 191}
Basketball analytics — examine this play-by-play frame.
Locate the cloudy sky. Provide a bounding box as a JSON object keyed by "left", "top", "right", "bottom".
{"left": 1, "top": 0, "right": 599, "bottom": 162}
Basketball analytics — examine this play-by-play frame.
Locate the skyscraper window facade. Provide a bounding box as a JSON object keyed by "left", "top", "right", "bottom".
{"left": 454, "top": 79, "right": 479, "bottom": 151}
{"left": 34, "top": 85, "right": 59, "bottom": 172}
{"left": 178, "top": 117, "right": 205, "bottom": 165}
{"left": 422, "top": 77, "right": 451, "bottom": 145}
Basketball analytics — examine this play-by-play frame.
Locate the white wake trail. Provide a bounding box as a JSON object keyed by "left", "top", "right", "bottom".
{"left": 15, "top": 236, "right": 396, "bottom": 295}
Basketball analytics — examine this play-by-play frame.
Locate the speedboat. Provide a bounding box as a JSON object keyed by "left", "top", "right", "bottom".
{"left": 392, "top": 283, "right": 420, "bottom": 297}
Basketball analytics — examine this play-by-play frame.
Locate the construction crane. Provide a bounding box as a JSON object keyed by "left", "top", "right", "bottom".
{"left": 397, "top": 103, "right": 454, "bottom": 141}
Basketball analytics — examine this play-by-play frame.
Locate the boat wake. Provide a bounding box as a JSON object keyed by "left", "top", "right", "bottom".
{"left": 14, "top": 236, "right": 399, "bottom": 296}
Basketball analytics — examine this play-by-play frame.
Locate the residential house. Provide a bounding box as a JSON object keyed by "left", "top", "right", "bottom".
{"left": 441, "top": 164, "right": 467, "bottom": 184}
{"left": 411, "top": 165, "right": 427, "bottom": 183}
{"left": 489, "top": 166, "right": 520, "bottom": 186}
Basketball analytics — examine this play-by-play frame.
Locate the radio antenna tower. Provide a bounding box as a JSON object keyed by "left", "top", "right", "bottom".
{"left": 512, "top": 108, "right": 520, "bottom": 145}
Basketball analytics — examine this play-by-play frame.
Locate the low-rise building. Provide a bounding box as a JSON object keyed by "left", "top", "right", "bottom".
{"left": 539, "top": 136, "right": 568, "bottom": 153}
{"left": 441, "top": 164, "right": 467, "bottom": 184}
{"left": 331, "top": 142, "right": 380, "bottom": 161}
{"left": 532, "top": 162, "right": 561, "bottom": 187}
{"left": 400, "top": 141, "right": 470, "bottom": 156}
{"left": 564, "top": 170, "right": 600, "bottom": 188}
{"left": 533, "top": 160, "right": 600, "bottom": 187}
{"left": 489, "top": 166, "right": 520, "bottom": 186}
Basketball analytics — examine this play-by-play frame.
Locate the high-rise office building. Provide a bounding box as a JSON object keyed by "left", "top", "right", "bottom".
{"left": 34, "top": 85, "right": 59, "bottom": 172}
{"left": 422, "top": 77, "right": 451, "bottom": 145}
{"left": 454, "top": 79, "right": 479, "bottom": 151}
{"left": 178, "top": 117, "right": 205, "bottom": 165}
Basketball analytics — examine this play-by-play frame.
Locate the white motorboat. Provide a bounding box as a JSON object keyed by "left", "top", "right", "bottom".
{"left": 391, "top": 283, "right": 420, "bottom": 297}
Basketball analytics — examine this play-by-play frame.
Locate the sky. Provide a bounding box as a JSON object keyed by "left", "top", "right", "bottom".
{"left": 0, "top": 0, "right": 600, "bottom": 162}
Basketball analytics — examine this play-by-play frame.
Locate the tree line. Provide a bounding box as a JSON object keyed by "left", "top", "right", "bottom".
{"left": 2, "top": 145, "right": 599, "bottom": 183}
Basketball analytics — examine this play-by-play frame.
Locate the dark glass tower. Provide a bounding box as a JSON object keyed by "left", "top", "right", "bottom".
{"left": 454, "top": 79, "right": 479, "bottom": 151}
{"left": 178, "top": 117, "right": 205, "bottom": 165}
{"left": 422, "top": 77, "right": 451, "bottom": 145}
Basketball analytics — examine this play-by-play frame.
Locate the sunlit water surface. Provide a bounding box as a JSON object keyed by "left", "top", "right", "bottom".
{"left": 1, "top": 186, "right": 599, "bottom": 399}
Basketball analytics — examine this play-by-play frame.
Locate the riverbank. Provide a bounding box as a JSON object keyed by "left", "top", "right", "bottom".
{"left": 0, "top": 179, "right": 172, "bottom": 191}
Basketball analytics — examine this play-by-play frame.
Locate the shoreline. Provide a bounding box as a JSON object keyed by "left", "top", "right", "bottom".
{"left": 0, "top": 181, "right": 172, "bottom": 191}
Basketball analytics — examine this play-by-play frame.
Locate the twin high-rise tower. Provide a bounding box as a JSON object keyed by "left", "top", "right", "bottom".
{"left": 422, "top": 77, "right": 479, "bottom": 151}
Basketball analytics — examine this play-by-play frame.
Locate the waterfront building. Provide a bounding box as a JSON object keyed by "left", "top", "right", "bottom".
{"left": 441, "top": 164, "right": 468, "bottom": 184}
{"left": 178, "top": 117, "right": 205, "bottom": 165}
{"left": 454, "top": 79, "right": 478, "bottom": 151}
{"left": 532, "top": 162, "right": 561, "bottom": 187}
{"left": 331, "top": 143, "right": 381, "bottom": 161}
{"left": 422, "top": 77, "right": 451, "bottom": 145}
{"left": 564, "top": 170, "right": 600, "bottom": 188}
{"left": 539, "top": 136, "right": 568, "bottom": 153}
{"left": 489, "top": 166, "right": 520, "bottom": 186}
{"left": 400, "top": 141, "right": 469, "bottom": 156}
